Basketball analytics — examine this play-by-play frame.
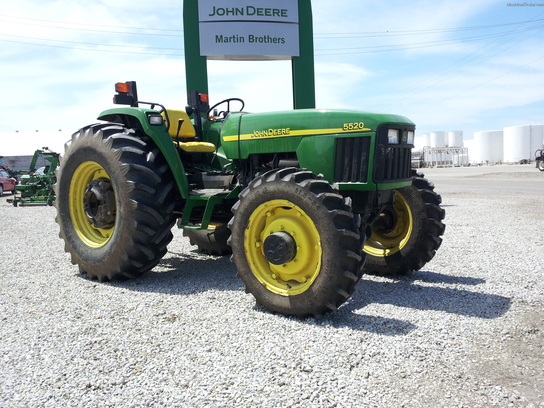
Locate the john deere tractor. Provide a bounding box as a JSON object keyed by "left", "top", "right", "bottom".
{"left": 55, "top": 82, "right": 445, "bottom": 317}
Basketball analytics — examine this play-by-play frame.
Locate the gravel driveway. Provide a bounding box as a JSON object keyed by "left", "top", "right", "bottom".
{"left": 1, "top": 164, "right": 542, "bottom": 407}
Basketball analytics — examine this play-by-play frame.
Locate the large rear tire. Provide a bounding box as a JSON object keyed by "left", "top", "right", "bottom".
{"left": 55, "top": 123, "right": 176, "bottom": 281}
{"left": 363, "top": 172, "right": 445, "bottom": 276}
{"left": 228, "top": 168, "right": 364, "bottom": 318}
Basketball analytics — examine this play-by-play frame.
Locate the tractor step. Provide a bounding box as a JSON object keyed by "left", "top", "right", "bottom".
{"left": 188, "top": 171, "right": 234, "bottom": 190}
{"left": 178, "top": 189, "right": 235, "bottom": 230}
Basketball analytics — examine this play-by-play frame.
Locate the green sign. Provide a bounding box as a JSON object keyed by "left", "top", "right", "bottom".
{"left": 183, "top": 0, "right": 315, "bottom": 109}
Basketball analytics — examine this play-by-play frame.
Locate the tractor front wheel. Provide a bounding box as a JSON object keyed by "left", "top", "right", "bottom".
{"left": 363, "top": 172, "right": 445, "bottom": 276}
{"left": 55, "top": 123, "right": 176, "bottom": 281}
{"left": 228, "top": 168, "right": 363, "bottom": 318}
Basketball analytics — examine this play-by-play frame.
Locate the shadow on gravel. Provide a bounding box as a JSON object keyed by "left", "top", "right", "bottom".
{"left": 409, "top": 270, "right": 485, "bottom": 286}
{"left": 348, "top": 272, "right": 511, "bottom": 319}
{"left": 324, "top": 271, "right": 511, "bottom": 334}
{"left": 329, "top": 311, "right": 418, "bottom": 336}
{"left": 102, "top": 250, "right": 243, "bottom": 294}
{"left": 97, "top": 253, "right": 510, "bottom": 336}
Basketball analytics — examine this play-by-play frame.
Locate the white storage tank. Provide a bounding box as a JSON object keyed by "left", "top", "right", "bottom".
{"left": 503, "top": 125, "right": 531, "bottom": 163}
{"left": 473, "top": 130, "right": 503, "bottom": 164}
{"left": 430, "top": 131, "right": 445, "bottom": 148}
{"left": 447, "top": 131, "right": 463, "bottom": 147}
{"left": 422, "top": 133, "right": 431, "bottom": 147}
{"left": 530, "top": 124, "right": 544, "bottom": 154}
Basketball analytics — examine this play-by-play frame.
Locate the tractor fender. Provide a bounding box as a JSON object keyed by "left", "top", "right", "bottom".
{"left": 98, "top": 107, "right": 190, "bottom": 198}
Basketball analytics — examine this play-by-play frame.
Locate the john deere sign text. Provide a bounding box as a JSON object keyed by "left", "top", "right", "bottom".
{"left": 198, "top": 0, "right": 300, "bottom": 60}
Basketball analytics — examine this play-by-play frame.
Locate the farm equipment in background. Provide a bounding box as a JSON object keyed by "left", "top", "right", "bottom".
{"left": 8, "top": 148, "right": 60, "bottom": 206}
{"left": 536, "top": 149, "right": 544, "bottom": 172}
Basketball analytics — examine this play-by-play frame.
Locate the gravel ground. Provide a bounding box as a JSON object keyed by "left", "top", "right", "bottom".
{"left": 0, "top": 164, "right": 543, "bottom": 407}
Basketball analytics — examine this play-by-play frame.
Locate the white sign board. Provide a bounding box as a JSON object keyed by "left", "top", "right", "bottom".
{"left": 198, "top": 0, "right": 300, "bottom": 60}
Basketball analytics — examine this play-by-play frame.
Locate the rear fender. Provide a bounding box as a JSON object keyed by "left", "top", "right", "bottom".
{"left": 98, "top": 107, "right": 190, "bottom": 198}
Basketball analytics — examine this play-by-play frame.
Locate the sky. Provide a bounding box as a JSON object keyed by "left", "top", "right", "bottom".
{"left": 1, "top": 0, "right": 543, "bottom": 156}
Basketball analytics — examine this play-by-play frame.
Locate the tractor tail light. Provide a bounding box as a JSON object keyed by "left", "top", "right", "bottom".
{"left": 115, "top": 82, "right": 131, "bottom": 93}
{"left": 113, "top": 81, "right": 138, "bottom": 106}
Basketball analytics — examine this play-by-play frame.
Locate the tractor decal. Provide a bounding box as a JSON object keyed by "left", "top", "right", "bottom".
{"left": 223, "top": 124, "right": 372, "bottom": 142}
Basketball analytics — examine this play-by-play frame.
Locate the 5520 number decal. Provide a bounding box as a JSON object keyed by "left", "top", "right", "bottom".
{"left": 343, "top": 122, "right": 369, "bottom": 131}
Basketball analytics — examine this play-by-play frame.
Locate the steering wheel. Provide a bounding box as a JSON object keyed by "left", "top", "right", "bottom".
{"left": 206, "top": 98, "right": 245, "bottom": 122}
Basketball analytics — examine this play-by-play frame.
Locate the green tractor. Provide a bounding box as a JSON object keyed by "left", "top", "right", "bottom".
{"left": 8, "top": 148, "right": 59, "bottom": 207}
{"left": 55, "top": 82, "right": 445, "bottom": 317}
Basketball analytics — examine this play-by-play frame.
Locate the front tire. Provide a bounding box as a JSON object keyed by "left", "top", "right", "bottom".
{"left": 228, "top": 168, "right": 364, "bottom": 318}
{"left": 55, "top": 123, "right": 176, "bottom": 281}
{"left": 363, "top": 172, "right": 445, "bottom": 276}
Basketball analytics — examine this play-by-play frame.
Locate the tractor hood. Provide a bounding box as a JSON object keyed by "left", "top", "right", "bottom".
{"left": 221, "top": 109, "right": 414, "bottom": 144}
{"left": 217, "top": 108, "right": 415, "bottom": 188}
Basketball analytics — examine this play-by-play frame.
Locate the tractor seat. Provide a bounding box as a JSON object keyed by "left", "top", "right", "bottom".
{"left": 173, "top": 141, "right": 216, "bottom": 153}
{"left": 163, "top": 109, "right": 216, "bottom": 153}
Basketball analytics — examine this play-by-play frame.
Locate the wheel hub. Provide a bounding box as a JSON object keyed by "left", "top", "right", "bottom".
{"left": 364, "top": 191, "right": 413, "bottom": 257}
{"left": 83, "top": 178, "right": 116, "bottom": 228}
{"left": 373, "top": 207, "right": 398, "bottom": 234}
{"left": 244, "top": 199, "right": 322, "bottom": 296}
{"left": 263, "top": 231, "right": 297, "bottom": 265}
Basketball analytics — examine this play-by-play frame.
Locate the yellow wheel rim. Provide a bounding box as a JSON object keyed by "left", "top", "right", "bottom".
{"left": 244, "top": 199, "right": 322, "bottom": 296}
{"left": 364, "top": 191, "right": 413, "bottom": 257}
{"left": 69, "top": 161, "right": 115, "bottom": 248}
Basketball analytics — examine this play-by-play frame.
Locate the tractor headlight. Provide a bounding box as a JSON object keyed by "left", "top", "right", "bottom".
{"left": 148, "top": 114, "right": 164, "bottom": 126}
{"left": 388, "top": 129, "right": 400, "bottom": 144}
{"left": 407, "top": 130, "right": 414, "bottom": 145}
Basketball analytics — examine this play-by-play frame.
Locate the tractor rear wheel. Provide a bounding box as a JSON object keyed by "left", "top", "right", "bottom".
{"left": 363, "top": 172, "right": 445, "bottom": 276}
{"left": 55, "top": 123, "right": 176, "bottom": 281}
{"left": 228, "top": 168, "right": 364, "bottom": 318}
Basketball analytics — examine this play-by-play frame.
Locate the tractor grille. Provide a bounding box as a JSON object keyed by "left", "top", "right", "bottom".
{"left": 333, "top": 126, "right": 414, "bottom": 184}
{"left": 373, "top": 146, "right": 412, "bottom": 182}
{"left": 334, "top": 137, "right": 371, "bottom": 183}
{"left": 373, "top": 125, "right": 414, "bottom": 183}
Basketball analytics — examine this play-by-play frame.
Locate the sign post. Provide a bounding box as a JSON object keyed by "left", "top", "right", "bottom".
{"left": 183, "top": 0, "right": 315, "bottom": 109}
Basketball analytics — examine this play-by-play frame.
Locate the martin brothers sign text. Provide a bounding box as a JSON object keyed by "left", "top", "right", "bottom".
{"left": 198, "top": 0, "right": 300, "bottom": 60}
